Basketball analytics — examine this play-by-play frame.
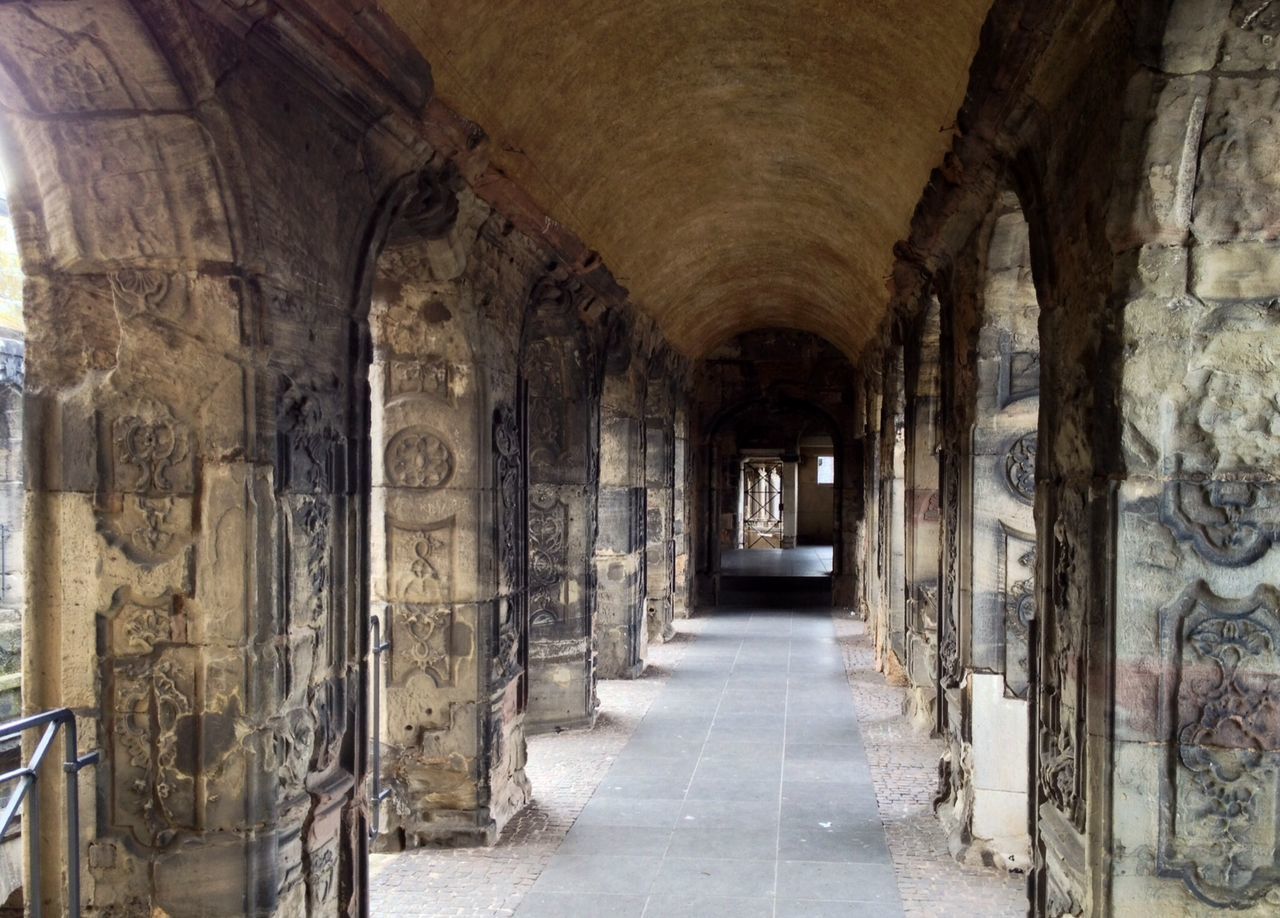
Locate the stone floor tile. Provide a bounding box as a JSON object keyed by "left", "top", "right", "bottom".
{"left": 776, "top": 859, "right": 901, "bottom": 903}
{"left": 516, "top": 892, "right": 648, "bottom": 917}
{"left": 649, "top": 857, "right": 777, "bottom": 898}
{"left": 642, "top": 894, "right": 774, "bottom": 917}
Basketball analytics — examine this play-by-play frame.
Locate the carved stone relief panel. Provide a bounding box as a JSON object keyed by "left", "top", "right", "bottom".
{"left": 998, "top": 523, "right": 1036, "bottom": 699}
{"left": 388, "top": 516, "right": 455, "bottom": 605}
{"left": 939, "top": 454, "right": 961, "bottom": 688}
{"left": 276, "top": 380, "right": 338, "bottom": 495}
{"left": 1038, "top": 498, "right": 1086, "bottom": 832}
{"left": 1158, "top": 581, "right": 1280, "bottom": 909}
{"left": 386, "top": 357, "right": 459, "bottom": 404}
{"left": 998, "top": 342, "right": 1040, "bottom": 409}
{"left": 100, "top": 399, "right": 196, "bottom": 565}
{"left": 101, "top": 589, "right": 197, "bottom": 849}
{"left": 1003, "top": 432, "right": 1037, "bottom": 505}
{"left": 389, "top": 604, "right": 454, "bottom": 688}
{"left": 385, "top": 427, "right": 454, "bottom": 489}
{"left": 529, "top": 485, "right": 569, "bottom": 627}
{"left": 1160, "top": 303, "right": 1280, "bottom": 567}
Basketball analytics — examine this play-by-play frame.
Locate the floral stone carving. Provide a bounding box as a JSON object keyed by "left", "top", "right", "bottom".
{"left": 1158, "top": 581, "right": 1280, "bottom": 909}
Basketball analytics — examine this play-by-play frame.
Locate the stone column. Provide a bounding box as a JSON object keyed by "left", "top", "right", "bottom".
{"left": 523, "top": 277, "right": 599, "bottom": 733}
{"left": 904, "top": 307, "right": 942, "bottom": 729}
{"left": 672, "top": 403, "right": 692, "bottom": 619}
{"left": 644, "top": 371, "right": 677, "bottom": 643}
{"left": 369, "top": 178, "right": 530, "bottom": 847}
{"left": 594, "top": 330, "right": 647, "bottom": 679}
{"left": 1045, "top": 7, "right": 1280, "bottom": 912}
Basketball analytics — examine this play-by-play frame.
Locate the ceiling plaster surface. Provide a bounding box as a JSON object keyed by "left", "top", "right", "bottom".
{"left": 383, "top": 0, "right": 992, "bottom": 359}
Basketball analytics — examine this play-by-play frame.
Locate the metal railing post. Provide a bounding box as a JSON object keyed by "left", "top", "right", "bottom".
{"left": 0, "top": 710, "right": 98, "bottom": 918}
{"left": 368, "top": 613, "right": 391, "bottom": 840}
{"left": 25, "top": 769, "right": 38, "bottom": 918}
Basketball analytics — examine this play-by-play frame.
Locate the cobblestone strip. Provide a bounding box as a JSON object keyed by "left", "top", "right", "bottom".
{"left": 833, "top": 611, "right": 1028, "bottom": 917}
{"left": 369, "top": 623, "right": 701, "bottom": 917}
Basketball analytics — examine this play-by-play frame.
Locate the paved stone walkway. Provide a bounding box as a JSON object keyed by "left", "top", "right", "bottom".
{"left": 371, "top": 609, "right": 1027, "bottom": 917}
{"left": 833, "top": 613, "right": 1027, "bottom": 917}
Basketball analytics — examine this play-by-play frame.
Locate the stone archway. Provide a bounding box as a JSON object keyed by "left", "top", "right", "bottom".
{"left": 0, "top": 1, "right": 432, "bottom": 912}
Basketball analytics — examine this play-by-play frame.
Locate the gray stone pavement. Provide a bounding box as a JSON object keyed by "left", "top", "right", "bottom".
{"left": 370, "top": 609, "right": 1027, "bottom": 917}
{"left": 833, "top": 612, "right": 1027, "bottom": 918}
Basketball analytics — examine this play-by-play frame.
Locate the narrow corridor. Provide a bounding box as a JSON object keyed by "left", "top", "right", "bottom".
{"left": 371, "top": 610, "right": 1024, "bottom": 917}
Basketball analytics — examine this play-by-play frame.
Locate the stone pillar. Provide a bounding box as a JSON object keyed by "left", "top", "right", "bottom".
{"left": 594, "top": 333, "right": 647, "bottom": 679}
{"left": 883, "top": 348, "right": 909, "bottom": 674}
{"left": 523, "top": 277, "right": 598, "bottom": 733}
{"left": 780, "top": 457, "right": 799, "bottom": 549}
{"left": 904, "top": 306, "right": 942, "bottom": 729}
{"left": 1042, "top": 7, "right": 1280, "bottom": 912}
{"left": 644, "top": 371, "right": 676, "bottom": 643}
{"left": 672, "top": 403, "right": 692, "bottom": 619}
{"left": 369, "top": 177, "right": 530, "bottom": 847}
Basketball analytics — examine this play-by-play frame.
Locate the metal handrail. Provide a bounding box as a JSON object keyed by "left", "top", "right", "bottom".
{"left": 0, "top": 708, "right": 99, "bottom": 918}
{"left": 368, "top": 614, "right": 391, "bottom": 840}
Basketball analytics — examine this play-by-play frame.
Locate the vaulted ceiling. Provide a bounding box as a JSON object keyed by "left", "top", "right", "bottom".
{"left": 382, "top": 0, "right": 992, "bottom": 360}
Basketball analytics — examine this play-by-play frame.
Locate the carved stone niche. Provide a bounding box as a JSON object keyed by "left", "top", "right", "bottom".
{"left": 98, "top": 399, "right": 196, "bottom": 565}
{"left": 1158, "top": 581, "right": 1280, "bottom": 909}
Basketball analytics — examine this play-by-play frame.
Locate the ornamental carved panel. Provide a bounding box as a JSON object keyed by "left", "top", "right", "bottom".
{"left": 1003, "top": 432, "right": 1037, "bottom": 505}
{"left": 385, "top": 427, "right": 454, "bottom": 489}
{"left": 387, "top": 357, "right": 455, "bottom": 403}
{"left": 276, "top": 380, "right": 338, "bottom": 495}
{"left": 1161, "top": 303, "right": 1280, "bottom": 567}
{"left": 1158, "top": 581, "right": 1280, "bottom": 909}
{"left": 101, "top": 589, "right": 197, "bottom": 849}
{"left": 390, "top": 604, "right": 453, "bottom": 687}
{"left": 100, "top": 400, "right": 196, "bottom": 564}
{"left": 388, "top": 516, "right": 455, "bottom": 604}
{"left": 1038, "top": 500, "right": 1085, "bottom": 832}
{"left": 529, "top": 485, "right": 569, "bottom": 627}
{"left": 998, "top": 522, "right": 1036, "bottom": 699}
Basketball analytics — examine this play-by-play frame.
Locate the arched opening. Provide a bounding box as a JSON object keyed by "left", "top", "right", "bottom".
{"left": 935, "top": 187, "right": 1041, "bottom": 872}
{"left": 690, "top": 329, "right": 858, "bottom": 610}
{"left": 707, "top": 396, "right": 840, "bottom": 607}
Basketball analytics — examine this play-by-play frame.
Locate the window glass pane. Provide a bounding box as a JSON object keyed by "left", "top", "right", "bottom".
{"left": 816, "top": 455, "right": 835, "bottom": 485}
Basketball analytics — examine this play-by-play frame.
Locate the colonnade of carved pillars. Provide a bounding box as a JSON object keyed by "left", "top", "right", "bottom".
{"left": 369, "top": 218, "right": 691, "bottom": 839}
